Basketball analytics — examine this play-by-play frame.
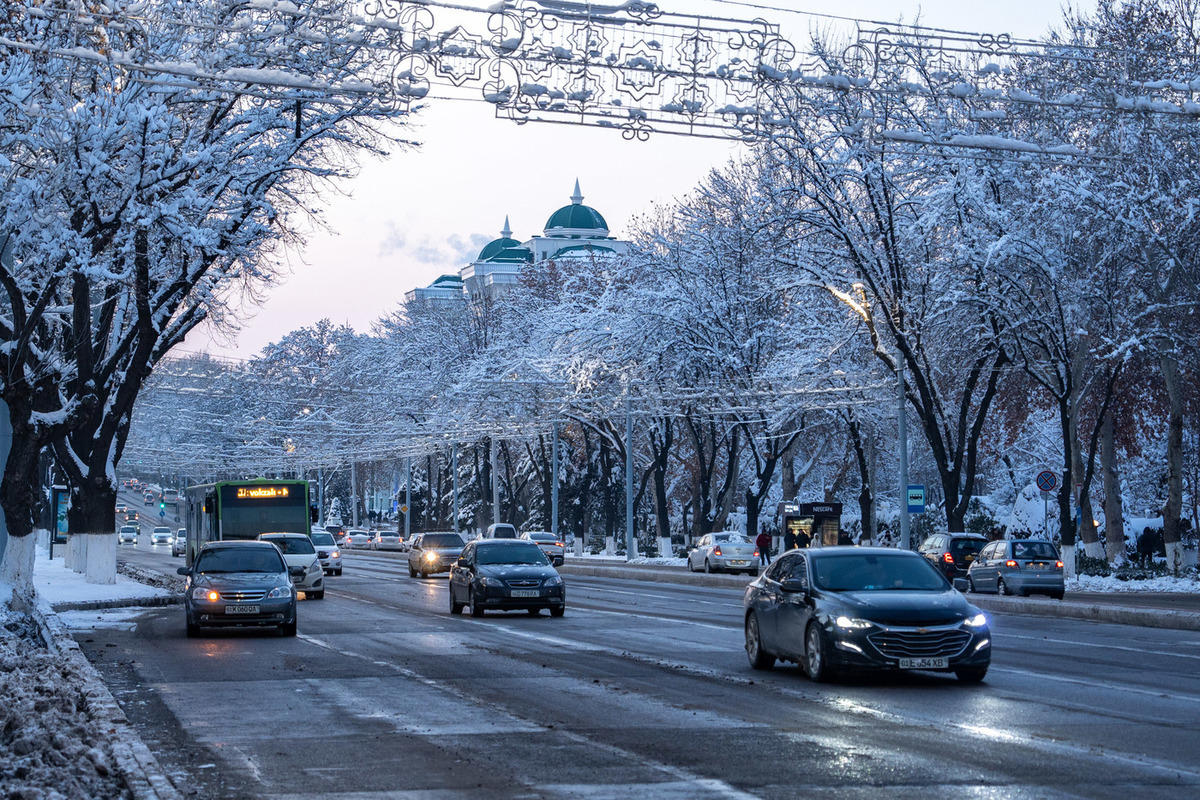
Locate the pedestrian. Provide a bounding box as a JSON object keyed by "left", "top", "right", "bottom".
{"left": 755, "top": 529, "right": 772, "bottom": 566}
{"left": 796, "top": 527, "right": 811, "bottom": 549}
{"left": 837, "top": 527, "right": 853, "bottom": 546}
{"left": 783, "top": 525, "right": 798, "bottom": 551}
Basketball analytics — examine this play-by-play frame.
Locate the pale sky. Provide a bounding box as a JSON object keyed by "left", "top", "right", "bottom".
{"left": 187, "top": 0, "right": 1066, "bottom": 360}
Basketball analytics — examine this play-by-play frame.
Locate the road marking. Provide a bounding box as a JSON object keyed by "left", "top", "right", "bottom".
{"left": 999, "top": 631, "right": 1200, "bottom": 661}
{"left": 993, "top": 665, "right": 1200, "bottom": 705}
{"left": 568, "top": 582, "right": 737, "bottom": 608}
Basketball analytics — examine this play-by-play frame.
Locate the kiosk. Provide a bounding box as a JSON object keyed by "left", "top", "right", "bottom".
{"left": 782, "top": 502, "right": 843, "bottom": 548}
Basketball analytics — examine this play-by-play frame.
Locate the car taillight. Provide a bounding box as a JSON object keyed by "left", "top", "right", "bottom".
{"left": 555, "top": 542, "right": 564, "bottom": 548}
{"left": 753, "top": 548, "right": 760, "bottom": 558}
{"left": 1005, "top": 560, "right": 1019, "bottom": 569}
{"left": 1055, "top": 560, "right": 1063, "bottom": 569}
{"left": 713, "top": 546, "right": 722, "bottom": 556}
{"left": 943, "top": 552, "right": 955, "bottom": 564}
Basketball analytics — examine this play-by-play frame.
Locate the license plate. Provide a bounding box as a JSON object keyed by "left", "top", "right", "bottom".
{"left": 225, "top": 605, "right": 260, "bottom": 614}
{"left": 1029, "top": 562, "right": 1046, "bottom": 568}
{"left": 510, "top": 589, "right": 540, "bottom": 598}
{"left": 899, "top": 657, "right": 948, "bottom": 669}
{"left": 730, "top": 560, "right": 748, "bottom": 565}
{"left": 964, "top": 554, "right": 974, "bottom": 562}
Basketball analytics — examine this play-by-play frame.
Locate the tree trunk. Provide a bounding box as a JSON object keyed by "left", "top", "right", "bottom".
{"left": 1100, "top": 408, "right": 1125, "bottom": 563}
{"left": 1071, "top": 410, "right": 1103, "bottom": 559}
{"left": 1161, "top": 352, "right": 1185, "bottom": 573}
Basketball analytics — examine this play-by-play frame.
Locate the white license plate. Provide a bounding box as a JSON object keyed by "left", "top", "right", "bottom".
{"left": 225, "top": 605, "right": 260, "bottom": 614}
{"left": 730, "top": 560, "right": 748, "bottom": 565}
{"left": 899, "top": 657, "right": 948, "bottom": 669}
{"left": 510, "top": 589, "right": 540, "bottom": 598}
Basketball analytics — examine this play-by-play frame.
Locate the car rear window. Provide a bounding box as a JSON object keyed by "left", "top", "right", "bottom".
{"left": 714, "top": 534, "right": 750, "bottom": 543}
{"left": 423, "top": 534, "right": 465, "bottom": 547}
{"left": 527, "top": 534, "right": 558, "bottom": 542}
{"left": 263, "top": 537, "right": 316, "bottom": 555}
{"left": 1013, "top": 541, "right": 1058, "bottom": 560}
{"left": 950, "top": 539, "right": 985, "bottom": 555}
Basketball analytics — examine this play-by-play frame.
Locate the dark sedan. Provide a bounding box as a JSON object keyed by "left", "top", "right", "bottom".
{"left": 742, "top": 547, "right": 991, "bottom": 682}
{"left": 407, "top": 532, "right": 466, "bottom": 577}
{"left": 177, "top": 540, "right": 299, "bottom": 637}
{"left": 449, "top": 539, "right": 565, "bottom": 617}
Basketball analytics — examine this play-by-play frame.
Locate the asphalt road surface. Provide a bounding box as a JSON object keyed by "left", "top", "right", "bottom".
{"left": 67, "top": 530, "right": 1200, "bottom": 800}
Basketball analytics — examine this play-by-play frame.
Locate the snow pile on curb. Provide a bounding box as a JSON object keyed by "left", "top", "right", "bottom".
{"left": 1067, "top": 573, "right": 1200, "bottom": 593}
{"left": 0, "top": 607, "right": 130, "bottom": 800}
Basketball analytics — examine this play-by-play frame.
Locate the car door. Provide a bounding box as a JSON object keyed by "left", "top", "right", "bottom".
{"left": 690, "top": 536, "right": 707, "bottom": 570}
{"left": 449, "top": 543, "right": 472, "bottom": 603}
{"left": 772, "top": 554, "right": 813, "bottom": 660}
{"left": 981, "top": 542, "right": 1002, "bottom": 590}
{"left": 751, "top": 554, "right": 801, "bottom": 655}
{"left": 408, "top": 535, "right": 423, "bottom": 572}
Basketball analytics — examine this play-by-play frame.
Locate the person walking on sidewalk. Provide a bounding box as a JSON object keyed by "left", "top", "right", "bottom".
{"left": 755, "top": 530, "right": 772, "bottom": 566}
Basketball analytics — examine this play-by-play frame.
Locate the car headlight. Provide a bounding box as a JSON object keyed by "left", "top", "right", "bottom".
{"left": 963, "top": 613, "right": 988, "bottom": 629}
{"left": 265, "top": 585, "right": 293, "bottom": 599}
{"left": 308, "top": 561, "right": 320, "bottom": 573}
{"left": 480, "top": 576, "right": 503, "bottom": 587}
{"left": 191, "top": 587, "right": 219, "bottom": 602}
{"left": 331, "top": 550, "right": 340, "bottom": 558}
{"left": 544, "top": 576, "right": 563, "bottom": 587}
{"left": 424, "top": 552, "right": 438, "bottom": 562}
{"left": 835, "top": 616, "right": 874, "bottom": 630}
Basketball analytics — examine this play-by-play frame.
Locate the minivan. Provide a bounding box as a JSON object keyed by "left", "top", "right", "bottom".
{"left": 486, "top": 523, "right": 518, "bottom": 539}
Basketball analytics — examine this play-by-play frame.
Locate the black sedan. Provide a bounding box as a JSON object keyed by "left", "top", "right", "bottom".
{"left": 177, "top": 540, "right": 300, "bottom": 637}
{"left": 742, "top": 546, "right": 991, "bottom": 682}
{"left": 449, "top": 539, "right": 565, "bottom": 617}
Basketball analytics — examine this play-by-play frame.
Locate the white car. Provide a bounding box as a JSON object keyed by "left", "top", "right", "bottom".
{"left": 687, "top": 532, "right": 759, "bottom": 575}
{"left": 375, "top": 531, "right": 403, "bottom": 551}
{"left": 308, "top": 530, "right": 343, "bottom": 575}
{"left": 118, "top": 525, "right": 139, "bottom": 544}
{"left": 345, "top": 529, "right": 376, "bottom": 549}
{"left": 172, "top": 530, "right": 187, "bottom": 557}
{"left": 150, "top": 526, "right": 173, "bottom": 545}
{"left": 520, "top": 531, "right": 566, "bottom": 566}
{"left": 258, "top": 532, "right": 325, "bottom": 599}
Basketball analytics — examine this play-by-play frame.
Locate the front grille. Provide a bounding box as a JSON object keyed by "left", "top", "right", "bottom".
{"left": 219, "top": 590, "right": 267, "bottom": 602}
{"left": 868, "top": 628, "right": 970, "bottom": 659}
{"left": 505, "top": 579, "right": 541, "bottom": 588}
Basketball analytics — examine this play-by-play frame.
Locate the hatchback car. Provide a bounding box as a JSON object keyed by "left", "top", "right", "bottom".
{"left": 308, "top": 530, "right": 343, "bottom": 575}
{"left": 408, "top": 532, "right": 466, "bottom": 577}
{"left": 150, "top": 526, "right": 174, "bottom": 545}
{"left": 687, "top": 532, "right": 760, "bottom": 575}
{"left": 345, "top": 529, "right": 376, "bottom": 549}
{"left": 117, "top": 525, "right": 139, "bottom": 544}
{"left": 918, "top": 533, "right": 988, "bottom": 579}
{"left": 449, "top": 539, "right": 565, "bottom": 617}
{"left": 172, "top": 530, "right": 187, "bottom": 557}
{"left": 177, "top": 540, "right": 298, "bottom": 637}
{"left": 257, "top": 533, "right": 325, "bottom": 599}
{"left": 743, "top": 547, "right": 991, "bottom": 682}
{"left": 520, "top": 531, "right": 566, "bottom": 566}
{"left": 967, "top": 539, "right": 1064, "bottom": 599}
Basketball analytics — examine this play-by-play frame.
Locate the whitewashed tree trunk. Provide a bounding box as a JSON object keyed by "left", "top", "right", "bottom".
{"left": 85, "top": 533, "right": 117, "bottom": 585}
{"left": 1061, "top": 543, "right": 1077, "bottom": 580}
{"left": 0, "top": 532, "right": 36, "bottom": 607}
{"left": 604, "top": 535, "right": 615, "bottom": 555}
{"left": 69, "top": 535, "right": 86, "bottom": 573}
{"left": 658, "top": 536, "right": 672, "bottom": 558}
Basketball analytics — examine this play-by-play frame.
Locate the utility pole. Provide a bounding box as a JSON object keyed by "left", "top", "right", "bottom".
{"left": 405, "top": 456, "right": 411, "bottom": 541}
{"left": 626, "top": 393, "right": 635, "bottom": 561}
{"left": 551, "top": 422, "right": 559, "bottom": 541}
{"left": 451, "top": 443, "right": 459, "bottom": 536}
{"left": 491, "top": 437, "right": 500, "bottom": 529}
{"left": 898, "top": 357, "right": 910, "bottom": 550}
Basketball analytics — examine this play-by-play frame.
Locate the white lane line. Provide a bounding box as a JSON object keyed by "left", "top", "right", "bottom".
{"left": 993, "top": 665, "right": 1200, "bottom": 705}
{"left": 999, "top": 632, "right": 1200, "bottom": 661}
{"left": 568, "top": 582, "right": 738, "bottom": 607}
{"left": 297, "top": 633, "right": 760, "bottom": 800}
{"left": 572, "top": 604, "right": 737, "bottom": 632}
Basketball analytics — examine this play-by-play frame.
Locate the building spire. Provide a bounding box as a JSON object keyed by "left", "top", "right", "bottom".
{"left": 571, "top": 178, "right": 583, "bottom": 205}
{"left": 501, "top": 215, "right": 512, "bottom": 238}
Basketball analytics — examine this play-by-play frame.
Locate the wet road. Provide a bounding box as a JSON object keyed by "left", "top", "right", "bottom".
{"left": 72, "top": 542, "right": 1200, "bottom": 799}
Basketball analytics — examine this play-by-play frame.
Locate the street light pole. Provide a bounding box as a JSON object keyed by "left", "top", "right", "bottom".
{"left": 625, "top": 392, "right": 635, "bottom": 561}
{"left": 491, "top": 436, "right": 500, "bottom": 529}
{"left": 451, "top": 443, "right": 459, "bottom": 536}
{"left": 898, "top": 355, "right": 910, "bottom": 550}
{"left": 405, "top": 456, "right": 411, "bottom": 542}
{"left": 551, "top": 422, "right": 559, "bottom": 541}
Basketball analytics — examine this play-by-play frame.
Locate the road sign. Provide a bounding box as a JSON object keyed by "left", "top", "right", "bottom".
{"left": 399, "top": 504, "right": 409, "bottom": 514}
{"left": 906, "top": 485, "right": 925, "bottom": 514}
{"left": 159, "top": 509, "right": 166, "bottom": 517}
{"left": 1036, "top": 469, "right": 1057, "bottom": 492}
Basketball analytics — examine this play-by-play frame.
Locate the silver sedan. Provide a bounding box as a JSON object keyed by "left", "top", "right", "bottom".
{"left": 687, "top": 532, "right": 759, "bottom": 575}
{"left": 520, "top": 531, "right": 565, "bottom": 566}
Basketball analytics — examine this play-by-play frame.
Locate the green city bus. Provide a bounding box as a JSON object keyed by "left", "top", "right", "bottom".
{"left": 183, "top": 479, "right": 316, "bottom": 566}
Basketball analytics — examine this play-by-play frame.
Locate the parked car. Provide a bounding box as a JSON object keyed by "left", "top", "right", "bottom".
{"left": 172, "top": 530, "right": 187, "bottom": 557}
{"left": 177, "top": 540, "right": 298, "bottom": 637}
{"left": 308, "top": 530, "right": 343, "bottom": 575}
{"left": 485, "top": 523, "right": 518, "bottom": 539}
{"left": 375, "top": 531, "right": 404, "bottom": 551}
{"left": 743, "top": 546, "right": 991, "bottom": 682}
{"left": 687, "top": 532, "right": 759, "bottom": 575}
{"left": 257, "top": 533, "right": 325, "bottom": 599}
{"left": 150, "top": 526, "right": 174, "bottom": 545}
{"left": 449, "top": 539, "right": 565, "bottom": 617}
{"left": 918, "top": 533, "right": 988, "bottom": 579}
{"left": 408, "top": 532, "right": 466, "bottom": 577}
{"left": 118, "top": 525, "right": 139, "bottom": 544}
{"left": 967, "top": 539, "right": 1064, "bottom": 599}
{"left": 519, "top": 531, "right": 565, "bottom": 566}
{"left": 345, "top": 529, "right": 376, "bottom": 550}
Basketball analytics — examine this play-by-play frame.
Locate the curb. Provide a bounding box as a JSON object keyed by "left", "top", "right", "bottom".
{"left": 558, "top": 563, "right": 1200, "bottom": 632}
{"left": 30, "top": 594, "right": 184, "bottom": 800}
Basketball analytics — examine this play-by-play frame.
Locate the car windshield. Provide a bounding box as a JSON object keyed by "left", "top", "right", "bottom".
{"left": 1012, "top": 541, "right": 1058, "bottom": 560}
{"left": 812, "top": 553, "right": 947, "bottom": 592}
{"left": 154, "top": 528, "right": 170, "bottom": 534}
{"left": 262, "top": 537, "right": 315, "bottom": 555}
{"left": 422, "top": 534, "right": 465, "bottom": 548}
{"left": 195, "top": 548, "right": 284, "bottom": 574}
{"left": 714, "top": 534, "right": 750, "bottom": 544}
{"left": 477, "top": 544, "right": 550, "bottom": 565}
{"left": 120, "top": 527, "right": 136, "bottom": 533}
{"left": 950, "top": 539, "right": 985, "bottom": 555}
{"left": 310, "top": 533, "right": 335, "bottom": 546}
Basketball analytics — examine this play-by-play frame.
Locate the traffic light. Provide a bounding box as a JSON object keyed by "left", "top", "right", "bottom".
{"left": 159, "top": 499, "right": 165, "bottom": 510}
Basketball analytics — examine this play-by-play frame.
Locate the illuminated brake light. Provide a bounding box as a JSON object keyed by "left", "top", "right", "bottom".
{"left": 1005, "top": 560, "right": 1019, "bottom": 569}
{"left": 1055, "top": 560, "right": 1064, "bottom": 569}
{"left": 713, "top": 546, "right": 722, "bottom": 556}
{"left": 943, "top": 552, "right": 955, "bottom": 564}
{"left": 753, "top": 548, "right": 760, "bottom": 558}
{"left": 555, "top": 542, "right": 564, "bottom": 548}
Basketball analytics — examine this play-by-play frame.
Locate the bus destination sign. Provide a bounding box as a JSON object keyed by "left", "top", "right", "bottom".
{"left": 236, "top": 486, "right": 290, "bottom": 500}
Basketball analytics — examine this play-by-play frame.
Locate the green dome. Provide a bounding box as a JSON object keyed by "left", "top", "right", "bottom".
{"left": 545, "top": 203, "right": 609, "bottom": 233}
{"left": 477, "top": 237, "right": 531, "bottom": 263}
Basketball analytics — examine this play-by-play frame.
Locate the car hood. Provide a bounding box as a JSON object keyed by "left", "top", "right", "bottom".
{"left": 828, "top": 589, "right": 974, "bottom": 625}
{"left": 192, "top": 572, "right": 289, "bottom": 591}
{"left": 476, "top": 563, "right": 559, "bottom": 581}
{"left": 277, "top": 553, "right": 319, "bottom": 568}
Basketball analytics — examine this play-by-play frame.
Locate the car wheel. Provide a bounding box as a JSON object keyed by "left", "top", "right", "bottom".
{"left": 704, "top": 559, "right": 713, "bottom": 574}
{"left": 550, "top": 606, "right": 565, "bottom": 617}
{"left": 967, "top": 576, "right": 977, "bottom": 593}
{"left": 469, "top": 588, "right": 485, "bottom": 617}
{"left": 408, "top": 563, "right": 417, "bottom": 578}
{"left": 998, "top": 577, "right": 1012, "bottom": 596}
{"left": 185, "top": 618, "right": 199, "bottom": 638}
{"left": 311, "top": 590, "right": 324, "bottom": 600}
{"left": 281, "top": 619, "right": 297, "bottom": 637}
{"left": 955, "top": 665, "right": 988, "bottom": 682}
{"left": 744, "top": 612, "right": 775, "bottom": 671}
{"left": 449, "top": 588, "right": 464, "bottom": 615}
{"left": 1051, "top": 590, "right": 1064, "bottom": 600}
{"left": 749, "top": 569, "right": 759, "bottom": 577}
{"left": 335, "top": 568, "right": 342, "bottom": 576}
{"left": 804, "top": 623, "right": 833, "bottom": 683}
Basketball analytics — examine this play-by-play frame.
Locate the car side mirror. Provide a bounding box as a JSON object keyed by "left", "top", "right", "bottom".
{"left": 457, "top": 557, "right": 468, "bottom": 567}
{"left": 289, "top": 566, "right": 305, "bottom": 580}
{"left": 953, "top": 578, "right": 969, "bottom": 592}
{"left": 176, "top": 567, "right": 189, "bottom": 576}
{"left": 779, "top": 579, "right": 808, "bottom": 594}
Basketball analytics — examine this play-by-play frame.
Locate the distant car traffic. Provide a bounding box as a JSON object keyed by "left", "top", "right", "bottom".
{"left": 144, "top": 493, "right": 154, "bottom": 505}
{"left": 519, "top": 531, "right": 565, "bottom": 566}
{"left": 345, "top": 529, "right": 376, "bottom": 550}
{"left": 742, "top": 547, "right": 991, "bottom": 682}
{"left": 124, "top": 511, "right": 139, "bottom": 522}
{"left": 449, "top": 539, "right": 565, "bottom": 617}
{"left": 967, "top": 539, "right": 1064, "bottom": 599}
{"left": 918, "top": 533, "right": 988, "bottom": 580}
{"left": 375, "top": 531, "right": 403, "bottom": 551}
{"left": 115, "top": 503, "right": 127, "bottom": 514}
{"left": 257, "top": 533, "right": 325, "bottom": 599}
{"left": 308, "top": 530, "right": 343, "bottom": 575}
{"left": 485, "top": 523, "right": 518, "bottom": 539}
{"left": 178, "top": 540, "right": 298, "bottom": 637}
{"left": 150, "top": 527, "right": 174, "bottom": 545}
{"left": 408, "top": 532, "right": 466, "bottom": 577}
{"left": 172, "top": 530, "right": 187, "bottom": 557}
{"left": 687, "top": 532, "right": 760, "bottom": 575}
{"left": 118, "top": 525, "right": 139, "bottom": 544}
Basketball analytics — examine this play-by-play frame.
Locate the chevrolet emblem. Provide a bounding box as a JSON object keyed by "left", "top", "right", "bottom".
{"left": 916, "top": 627, "right": 929, "bottom": 634}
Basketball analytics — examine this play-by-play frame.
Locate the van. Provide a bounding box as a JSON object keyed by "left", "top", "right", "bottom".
{"left": 486, "top": 523, "right": 518, "bottom": 539}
